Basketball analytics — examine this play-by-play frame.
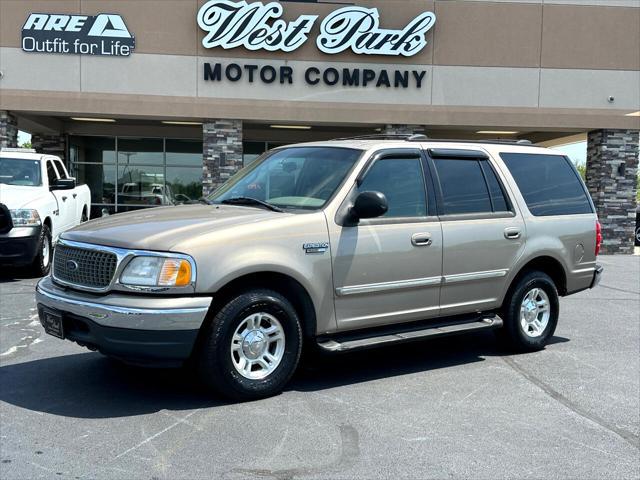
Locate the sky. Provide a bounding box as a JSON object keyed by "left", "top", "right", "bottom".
{"left": 555, "top": 141, "right": 587, "bottom": 166}
{"left": 16, "top": 130, "right": 589, "bottom": 166}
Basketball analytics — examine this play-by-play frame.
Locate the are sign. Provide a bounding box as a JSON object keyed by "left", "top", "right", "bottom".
{"left": 197, "top": 0, "right": 436, "bottom": 57}
{"left": 21, "top": 13, "right": 136, "bottom": 56}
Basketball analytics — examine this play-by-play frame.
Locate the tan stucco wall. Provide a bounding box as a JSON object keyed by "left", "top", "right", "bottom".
{"left": 0, "top": 0, "right": 639, "bottom": 130}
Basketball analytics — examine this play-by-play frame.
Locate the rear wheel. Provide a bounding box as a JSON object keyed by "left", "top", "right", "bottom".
{"left": 197, "top": 289, "right": 302, "bottom": 401}
{"left": 81, "top": 208, "right": 88, "bottom": 223}
{"left": 31, "top": 224, "right": 52, "bottom": 277}
{"left": 499, "top": 271, "right": 559, "bottom": 352}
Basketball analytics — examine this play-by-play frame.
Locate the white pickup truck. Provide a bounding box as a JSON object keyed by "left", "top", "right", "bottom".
{"left": 0, "top": 149, "right": 91, "bottom": 275}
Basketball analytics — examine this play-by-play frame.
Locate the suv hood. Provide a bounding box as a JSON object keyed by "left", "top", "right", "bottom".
{"left": 0, "top": 183, "right": 47, "bottom": 210}
{"left": 62, "top": 204, "right": 289, "bottom": 251}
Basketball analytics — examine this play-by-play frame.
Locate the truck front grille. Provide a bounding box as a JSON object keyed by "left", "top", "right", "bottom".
{"left": 53, "top": 244, "right": 117, "bottom": 289}
{"left": 0, "top": 203, "right": 12, "bottom": 234}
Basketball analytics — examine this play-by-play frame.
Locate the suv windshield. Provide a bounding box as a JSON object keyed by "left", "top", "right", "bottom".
{"left": 0, "top": 158, "right": 42, "bottom": 186}
{"left": 209, "top": 147, "right": 362, "bottom": 211}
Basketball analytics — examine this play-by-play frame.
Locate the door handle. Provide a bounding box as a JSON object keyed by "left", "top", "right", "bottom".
{"left": 504, "top": 227, "right": 521, "bottom": 240}
{"left": 72, "top": 193, "right": 77, "bottom": 199}
{"left": 412, "top": 233, "right": 432, "bottom": 247}
{"left": 61, "top": 196, "right": 67, "bottom": 202}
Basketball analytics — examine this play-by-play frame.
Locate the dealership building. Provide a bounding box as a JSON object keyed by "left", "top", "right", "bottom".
{"left": 0, "top": 0, "right": 638, "bottom": 253}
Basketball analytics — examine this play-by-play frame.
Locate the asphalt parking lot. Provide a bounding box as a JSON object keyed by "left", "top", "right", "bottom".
{"left": 0, "top": 255, "right": 638, "bottom": 480}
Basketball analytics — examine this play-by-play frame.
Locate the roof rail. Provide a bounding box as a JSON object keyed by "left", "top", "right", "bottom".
{"left": 425, "top": 138, "right": 533, "bottom": 146}
{"left": 331, "top": 135, "right": 532, "bottom": 146}
{"left": 333, "top": 134, "right": 427, "bottom": 141}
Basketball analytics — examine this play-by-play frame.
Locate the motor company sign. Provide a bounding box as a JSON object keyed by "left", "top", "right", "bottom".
{"left": 197, "top": 0, "right": 437, "bottom": 57}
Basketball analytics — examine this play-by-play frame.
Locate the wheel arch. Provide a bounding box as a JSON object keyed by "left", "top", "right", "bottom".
{"left": 205, "top": 271, "right": 317, "bottom": 340}
{"left": 503, "top": 255, "right": 567, "bottom": 309}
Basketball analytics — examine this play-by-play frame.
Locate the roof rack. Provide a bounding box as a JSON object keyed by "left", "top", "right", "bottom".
{"left": 334, "top": 134, "right": 429, "bottom": 142}
{"left": 427, "top": 138, "right": 533, "bottom": 146}
{"left": 1, "top": 147, "right": 37, "bottom": 153}
{"left": 332, "top": 135, "right": 532, "bottom": 146}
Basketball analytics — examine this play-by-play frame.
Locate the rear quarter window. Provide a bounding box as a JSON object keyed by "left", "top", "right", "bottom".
{"left": 500, "top": 153, "right": 593, "bottom": 216}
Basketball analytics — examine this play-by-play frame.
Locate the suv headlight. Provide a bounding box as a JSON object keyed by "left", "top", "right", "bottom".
{"left": 10, "top": 209, "right": 41, "bottom": 227}
{"left": 120, "top": 256, "right": 193, "bottom": 287}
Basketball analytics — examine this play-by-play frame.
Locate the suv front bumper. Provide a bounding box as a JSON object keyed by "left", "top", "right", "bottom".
{"left": 35, "top": 276, "right": 212, "bottom": 365}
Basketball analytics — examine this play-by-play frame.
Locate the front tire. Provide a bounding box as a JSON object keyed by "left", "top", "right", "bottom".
{"left": 499, "top": 271, "right": 559, "bottom": 352}
{"left": 31, "top": 224, "right": 52, "bottom": 277}
{"left": 197, "top": 289, "right": 303, "bottom": 401}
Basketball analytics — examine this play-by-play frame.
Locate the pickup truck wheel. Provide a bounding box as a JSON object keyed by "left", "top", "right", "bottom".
{"left": 31, "top": 224, "right": 52, "bottom": 277}
{"left": 197, "top": 289, "right": 302, "bottom": 401}
{"left": 81, "top": 209, "right": 88, "bottom": 223}
{"left": 499, "top": 271, "right": 559, "bottom": 352}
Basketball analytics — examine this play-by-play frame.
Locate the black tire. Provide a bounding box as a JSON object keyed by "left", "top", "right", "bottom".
{"left": 81, "top": 208, "right": 89, "bottom": 223}
{"left": 498, "top": 271, "right": 559, "bottom": 352}
{"left": 197, "top": 289, "right": 303, "bottom": 401}
{"left": 31, "top": 224, "right": 52, "bottom": 277}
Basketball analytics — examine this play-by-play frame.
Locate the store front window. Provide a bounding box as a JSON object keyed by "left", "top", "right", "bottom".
{"left": 69, "top": 136, "right": 203, "bottom": 219}
{"left": 242, "top": 141, "right": 286, "bottom": 167}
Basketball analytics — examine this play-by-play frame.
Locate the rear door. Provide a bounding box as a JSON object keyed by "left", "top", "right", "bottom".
{"left": 427, "top": 148, "right": 526, "bottom": 316}
{"left": 330, "top": 149, "right": 443, "bottom": 330}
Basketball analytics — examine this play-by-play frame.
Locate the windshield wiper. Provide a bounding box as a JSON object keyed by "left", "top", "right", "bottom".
{"left": 220, "top": 197, "right": 284, "bottom": 213}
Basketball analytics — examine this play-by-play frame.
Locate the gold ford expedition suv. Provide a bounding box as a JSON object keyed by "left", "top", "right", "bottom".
{"left": 36, "top": 136, "right": 603, "bottom": 400}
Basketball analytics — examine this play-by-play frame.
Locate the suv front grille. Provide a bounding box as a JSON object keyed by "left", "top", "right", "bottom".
{"left": 53, "top": 244, "right": 118, "bottom": 289}
{"left": 0, "top": 203, "right": 12, "bottom": 234}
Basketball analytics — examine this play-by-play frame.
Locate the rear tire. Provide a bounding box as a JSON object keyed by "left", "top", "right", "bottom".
{"left": 31, "top": 224, "right": 52, "bottom": 277}
{"left": 498, "top": 271, "right": 559, "bottom": 352}
{"left": 197, "top": 289, "right": 302, "bottom": 401}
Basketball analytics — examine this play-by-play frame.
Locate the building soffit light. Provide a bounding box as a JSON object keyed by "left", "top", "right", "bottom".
{"left": 71, "top": 117, "right": 116, "bottom": 123}
{"left": 476, "top": 130, "right": 519, "bottom": 135}
{"left": 270, "top": 125, "right": 312, "bottom": 130}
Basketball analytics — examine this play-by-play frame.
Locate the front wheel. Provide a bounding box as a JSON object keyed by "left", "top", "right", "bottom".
{"left": 31, "top": 224, "right": 52, "bottom": 277}
{"left": 498, "top": 271, "right": 559, "bottom": 352}
{"left": 196, "top": 289, "right": 302, "bottom": 401}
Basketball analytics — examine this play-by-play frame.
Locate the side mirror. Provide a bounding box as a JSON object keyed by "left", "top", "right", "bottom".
{"left": 350, "top": 191, "right": 388, "bottom": 222}
{"left": 50, "top": 178, "right": 76, "bottom": 190}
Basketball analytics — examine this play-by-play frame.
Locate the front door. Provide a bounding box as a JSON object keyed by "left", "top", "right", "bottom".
{"left": 46, "top": 160, "right": 73, "bottom": 237}
{"left": 329, "top": 149, "right": 443, "bottom": 330}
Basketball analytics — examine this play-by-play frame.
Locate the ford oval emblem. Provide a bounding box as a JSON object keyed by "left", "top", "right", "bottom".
{"left": 66, "top": 260, "right": 79, "bottom": 271}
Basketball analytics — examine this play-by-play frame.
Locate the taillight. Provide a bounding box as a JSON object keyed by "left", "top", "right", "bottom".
{"left": 595, "top": 220, "right": 602, "bottom": 256}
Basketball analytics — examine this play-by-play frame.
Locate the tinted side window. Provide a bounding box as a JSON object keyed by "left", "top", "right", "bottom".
{"left": 501, "top": 153, "right": 593, "bottom": 216}
{"left": 358, "top": 158, "right": 427, "bottom": 218}
{"left": 433, "top": 159, "right": 492, "bottom": 214}
{"left": 480, "top": 162, "right": 509, "bottom": 212}
{"left": 46, "top": 161, "right": 58, "bottom": 185}
{"left": 54, "top": 160, "right": 68, "bottom": 179}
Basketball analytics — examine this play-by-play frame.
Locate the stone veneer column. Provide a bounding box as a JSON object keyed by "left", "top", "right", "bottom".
{"left": 0, "top": 111, "right": 18, "bottom": 149}
{"left": 382, "top": 124, "right": 424, "bottom": 136}
{"left": 586, "top": 129, "right": 639, "bottom": 255}
{"left": 32, "top": 134, "right": 67, "bottom": 163}
{"left": 202, "top": 119, "right": 243, "bottom": 197}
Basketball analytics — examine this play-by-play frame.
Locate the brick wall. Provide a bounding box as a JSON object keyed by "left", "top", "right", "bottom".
{"left": 202, "top": 120, "right": 243, "bottom": 197}
{"left": 0, "top": 111, "right": 18, "bottom": 149}
{"left": 32, "top": 134, "right": 67, "bottom": 164}
{"left": 586, "top": 129, "right": 639, "bottom": 255}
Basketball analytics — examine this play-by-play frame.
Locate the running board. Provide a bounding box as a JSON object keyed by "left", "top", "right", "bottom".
{"left": 317, "top": 316, "right": 502, "bottom": 353}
